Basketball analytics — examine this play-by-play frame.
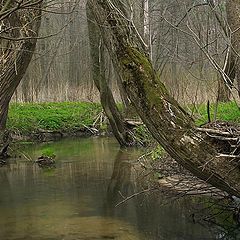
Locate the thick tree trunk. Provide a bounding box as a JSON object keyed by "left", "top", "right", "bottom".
{"left": 88, "top": 0, "right": 240, "bottom": 197}
{"left": 86, "top": 3, "right": 131, "bottom": 146}
{"left": 0, "top": 2, "right": 42, "bottom": 131}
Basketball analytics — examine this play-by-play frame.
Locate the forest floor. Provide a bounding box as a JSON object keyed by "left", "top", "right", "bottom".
{"left": 6, "top": 101, "right": 240, "bottom": 141}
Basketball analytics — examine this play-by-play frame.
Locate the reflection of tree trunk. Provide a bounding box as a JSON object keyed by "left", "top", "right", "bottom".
{"left": 105, "top": 148, "right": 134, "bottom": 214}
{"left": 0, "top": 170, "right": 16, "bottom": 239}
{"left": 89, "top": 0, "right": 240, "bottom": 197}
{"left": 103, "top": 149, "right": 135, "bottom": 218}
{"left": 0, "top": 4, "right": 42, "bottom": 131}
{"left": 107, "top": 149, "right": 133, "bottom": 199}
{"left": 87, "top": 4, "right": 132, "bottom": 146}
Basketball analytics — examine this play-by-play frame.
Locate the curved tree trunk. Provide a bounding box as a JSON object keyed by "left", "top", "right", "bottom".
{"left": 86, "top": 3, "right": 131, "bottom": 146}
{"left": 0, "top": 1, "right": 42, "bottom": 130}
{"left": 88, "top": 0, "right": 240, "bottom": 197}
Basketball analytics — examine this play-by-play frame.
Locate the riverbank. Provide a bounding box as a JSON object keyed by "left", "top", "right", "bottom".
{"left": 7, "top": 102, "right": 103, "bottom": 141}
{"left": 6, "top": 101, "right": 240, "bottom": 142}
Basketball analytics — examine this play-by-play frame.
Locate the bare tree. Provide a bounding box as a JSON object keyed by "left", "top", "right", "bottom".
{"left": 0, "top": 1, "right": 42, "bottom": 131}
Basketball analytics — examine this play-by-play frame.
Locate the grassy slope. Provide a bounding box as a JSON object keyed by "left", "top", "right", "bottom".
{"left": 7, "top": 102, "right": 102, "bottom": 134}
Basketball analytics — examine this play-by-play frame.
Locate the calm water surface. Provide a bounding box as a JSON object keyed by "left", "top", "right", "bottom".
{"left": 0, "top": 137, "right": 220, "bottom": 239}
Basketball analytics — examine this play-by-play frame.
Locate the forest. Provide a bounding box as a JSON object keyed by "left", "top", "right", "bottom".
{"left": 1, "top": 0, "right": 240, "bottom": 239}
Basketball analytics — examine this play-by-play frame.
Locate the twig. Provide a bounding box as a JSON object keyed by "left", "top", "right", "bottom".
{"left": 115, "top": 188, "right": 155, "bottom": 207}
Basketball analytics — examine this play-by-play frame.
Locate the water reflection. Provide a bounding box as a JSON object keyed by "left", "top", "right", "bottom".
{"left": 106, "top": 148, "right": 134, "bottom": 204}
{"left": 0, "top": 137, "right": 219, "bottom": 239}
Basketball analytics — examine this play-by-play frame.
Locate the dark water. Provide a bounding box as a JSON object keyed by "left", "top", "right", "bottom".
{"left": 0, "top": 137, "right": 221, "bottom": 240}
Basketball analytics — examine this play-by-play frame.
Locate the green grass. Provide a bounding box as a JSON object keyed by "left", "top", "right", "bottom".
{"left": 6, "top": 101, "right": 240, "bottom": 136}
{"left": 193, "top": 101, "right": 240, "bottom": 126}
{"left": 7, "top": 102, "right": 102, "bottom": 134}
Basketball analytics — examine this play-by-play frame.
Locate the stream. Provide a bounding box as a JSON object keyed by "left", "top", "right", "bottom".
{"left": 0, "top": 137, "right": 230, "bottom": 239}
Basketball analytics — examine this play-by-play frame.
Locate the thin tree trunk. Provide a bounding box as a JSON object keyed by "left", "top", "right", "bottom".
{"left": 86, "top": 3, "right": 131, "bottom": 146}
{"left": 88, "top": 0, "right": 240, "bottom": 197}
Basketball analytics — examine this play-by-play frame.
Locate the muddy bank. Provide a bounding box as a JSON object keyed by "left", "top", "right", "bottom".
{"left": 6, "top": 127, "right": 109, "bottom": 142}
{"left": 139, "top": 153, "right": 227, "bottom": 198}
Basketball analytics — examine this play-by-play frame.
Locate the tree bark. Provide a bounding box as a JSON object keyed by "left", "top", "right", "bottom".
{"left": 88, "top": 0, "right": 240, "bottom": 197}
{"left": 0, "top": 1, "right": 42, "bottom": 130}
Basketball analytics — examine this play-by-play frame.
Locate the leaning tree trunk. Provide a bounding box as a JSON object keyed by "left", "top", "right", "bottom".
{"left": 86, "top": 3, "right": 132, "bottom": 146}
{"left": 88, "top": 0, "right": 240, "bottom": 197}
{"left": 0, "top": 1, "right": 42, "bottom": 131}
